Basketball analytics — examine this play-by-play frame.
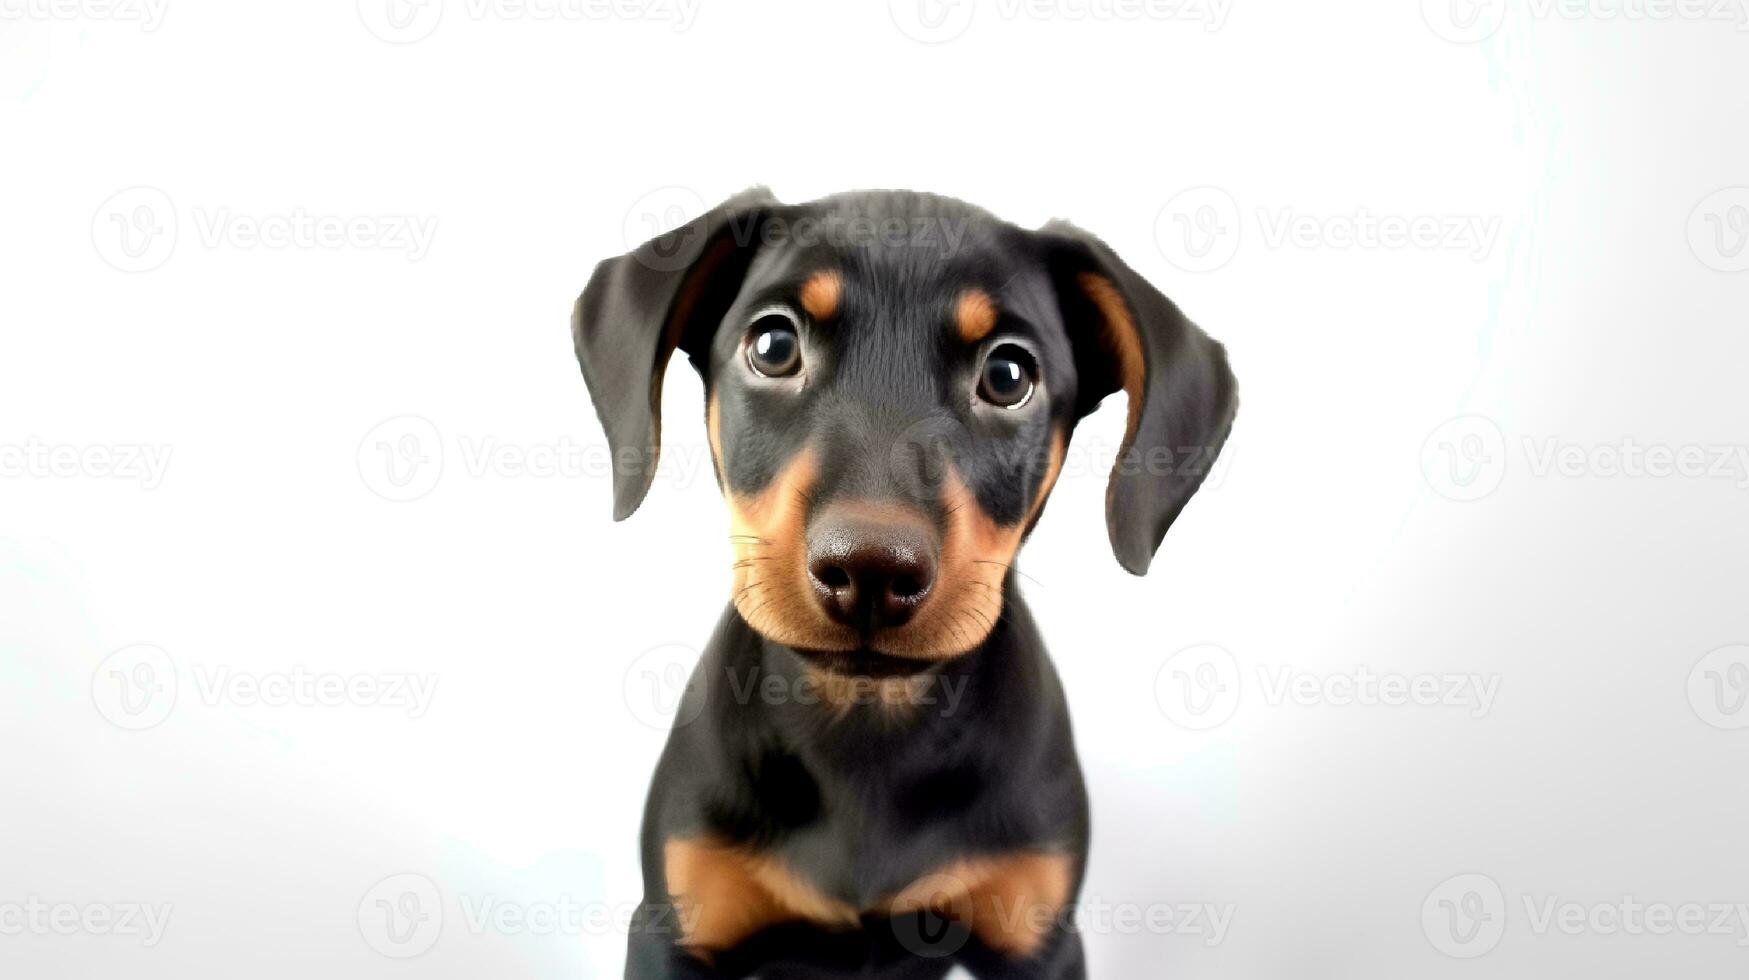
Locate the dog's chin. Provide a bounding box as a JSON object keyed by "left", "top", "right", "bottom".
{"left": 787, "top": 647, "right": 942, "bottom": 679}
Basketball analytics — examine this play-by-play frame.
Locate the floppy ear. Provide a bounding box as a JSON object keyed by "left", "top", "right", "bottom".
{"left": 1038, "top": 220, "right": 1238, "bottom": 576}
{"left": 572, "top": 188, "right": 777, "bottom": 520}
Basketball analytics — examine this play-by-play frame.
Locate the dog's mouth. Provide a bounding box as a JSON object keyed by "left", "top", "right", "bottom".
{"left": 791, "top": 646, "right": 943, "bottom": 679}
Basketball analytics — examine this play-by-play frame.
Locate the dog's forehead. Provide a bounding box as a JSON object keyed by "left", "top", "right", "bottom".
{"left": 736, "top": 196, "right": 1059, "bottom": 343}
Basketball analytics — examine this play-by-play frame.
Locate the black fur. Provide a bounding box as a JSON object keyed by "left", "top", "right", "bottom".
{"left": 573, "top": 190, "right": 1237, "bottom": 978}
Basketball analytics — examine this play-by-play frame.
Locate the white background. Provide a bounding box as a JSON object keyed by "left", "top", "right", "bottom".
{"left": 3, "top": 0, "right": 1748, "bottom": 977}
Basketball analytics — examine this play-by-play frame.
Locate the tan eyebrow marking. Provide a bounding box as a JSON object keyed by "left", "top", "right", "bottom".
{"left": 798, "top": 269, "right": 842, "bottom": 321}
{"left": 953, "top": 289, "right": 998, "bottom": 343}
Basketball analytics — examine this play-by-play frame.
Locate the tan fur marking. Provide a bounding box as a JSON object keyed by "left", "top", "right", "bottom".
{"left": 886, "top": 851, "right": 1075, "bottom": 959}
{"left": 798, "top": 269, "right": 842, "bottom": 321}
{"left": 886, "top": 429, "right": 1067, "bottom": 659}
{"left": 1078, "top": 272, "right": 1146, "bottom": 450}
{"left": 953, "top": 289, "right": 998, "bottom": 343}
{"left": 664, "top": 838, "right": 859, "bottom": 955}
{"left": 713, "top": 394, "right": 854, "bottom": 652}
{"left": 667, "top": 840, "right": 1070, "bottom": 962}
{"left": 802, "top": 665, "right": 938, "bottom": 722}
{"left": 710, "top": 397, "right": 1068, "bottom": 664}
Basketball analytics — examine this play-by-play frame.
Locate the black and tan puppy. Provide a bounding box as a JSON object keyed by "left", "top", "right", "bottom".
{"left": 574, "top": 189, "right": 1236, "bottom": 979}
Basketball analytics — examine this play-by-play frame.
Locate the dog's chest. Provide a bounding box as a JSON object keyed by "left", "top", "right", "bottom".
{"left": 663, "top": 761, "right": 1075, "bottom": 960}
{"left": 663, "top": 825, "right": 1073, "bottom": 961}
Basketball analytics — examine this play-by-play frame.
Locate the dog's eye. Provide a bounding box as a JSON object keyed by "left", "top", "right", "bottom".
{"left": 746, "top": 310, "right": 802, "bottom": 378}
{"left": 976, "top": 344, "right": 1038, "bottom": 409}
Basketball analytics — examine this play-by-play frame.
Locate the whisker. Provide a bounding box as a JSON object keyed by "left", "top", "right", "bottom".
{"left": 745, "top": 589, "right": 785, "bottom": 621}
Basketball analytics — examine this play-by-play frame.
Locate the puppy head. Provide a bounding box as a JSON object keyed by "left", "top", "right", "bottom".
{"left": 574, "top": 189, "right": 1236, "bottom": 665}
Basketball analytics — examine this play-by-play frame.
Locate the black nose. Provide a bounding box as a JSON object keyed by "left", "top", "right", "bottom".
{"left": 806, "top": 506, "right": 938, "bottom": 633}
